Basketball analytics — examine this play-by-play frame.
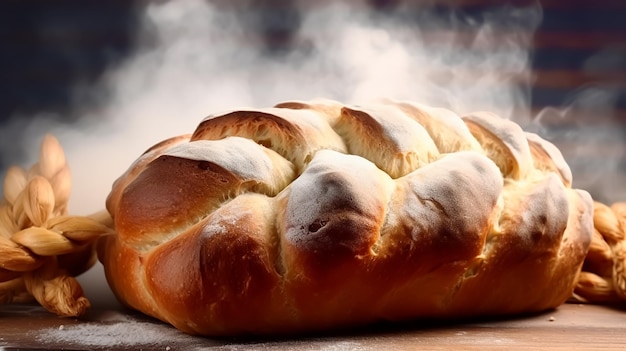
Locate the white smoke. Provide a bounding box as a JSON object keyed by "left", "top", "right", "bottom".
{"left": 2, "top": 0, "right": 542, "bottom": 214}
{"left": 530, "top": 86, "right": 626, "bottom": 203}
{"left": 527, "top": 39, "right": 626, "bottom": 203}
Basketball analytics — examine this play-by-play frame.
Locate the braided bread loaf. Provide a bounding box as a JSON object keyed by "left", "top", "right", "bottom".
{"left": 97, "top": 99, "right": 593, "bottom": 336}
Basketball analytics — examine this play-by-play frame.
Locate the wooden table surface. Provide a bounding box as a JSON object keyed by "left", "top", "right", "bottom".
{"left": 2, "top": 300, "right": 626, "bottom": 350}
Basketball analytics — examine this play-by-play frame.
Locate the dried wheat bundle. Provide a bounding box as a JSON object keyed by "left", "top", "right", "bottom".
{"left": 573, "top": 201, "right": 626, "bottom": 304}
{"left": 0, "top": 134, "right": 113, "bottom": 317}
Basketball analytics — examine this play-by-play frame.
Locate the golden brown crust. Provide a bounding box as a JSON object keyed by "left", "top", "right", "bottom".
{"left": 525, "top": 132, "right": 573, "bottom": 187}
{"left": 463, "top": 111, "right": 533, "bottom": 180}
{"left": 143, "top": 195, "right": 286, "bottom": 335}
{"left": 386, "top": 99, "right": 482, "bottom": 153}
{"left": 106, "top": 134, "right": 191, "bottom": 216}
{"left": 336, "top": 105, "right": 439, "bottom": 178}
{"left": 98, "top": 100, "right": 593, "bottom": 336}
{"left": 191, "top": 108, "right": 346, "bottom": 171}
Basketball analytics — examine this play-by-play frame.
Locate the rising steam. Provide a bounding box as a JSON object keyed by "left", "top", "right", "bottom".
{"left": 1, "top": 0, "right": 558, "bottom": 214}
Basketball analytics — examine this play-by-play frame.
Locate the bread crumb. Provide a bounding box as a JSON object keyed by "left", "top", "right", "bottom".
{"left": 548, "top": 316, "right": 556, "bottom": 322}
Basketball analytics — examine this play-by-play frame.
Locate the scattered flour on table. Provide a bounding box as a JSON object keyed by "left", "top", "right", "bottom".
{"left": 33, "top": 310, "right": 372, "bottom": 350}
{"left": 36, "top": 321, "right": 372, "bottom": 350}
{"left": 213, "top": 340, "right": 369, "bottom": 351}
{"left": 34, "top": 313, "right": 198, "bottom": 348}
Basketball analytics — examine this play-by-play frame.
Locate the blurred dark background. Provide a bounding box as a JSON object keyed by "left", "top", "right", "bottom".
{"left": 1, "top": 0, "right": 625, "bottom": 201}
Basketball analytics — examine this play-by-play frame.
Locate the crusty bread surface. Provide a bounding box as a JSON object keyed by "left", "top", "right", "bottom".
{"left": 98, "top": 99, "right": 593, "bottom": 336}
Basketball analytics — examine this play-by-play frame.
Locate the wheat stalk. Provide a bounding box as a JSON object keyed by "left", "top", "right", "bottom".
{"left": 573, "top": 201, "right": 626, "bottom": 304}
{"left": 0, "top": 134, "right": 113, "bottom": 317}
